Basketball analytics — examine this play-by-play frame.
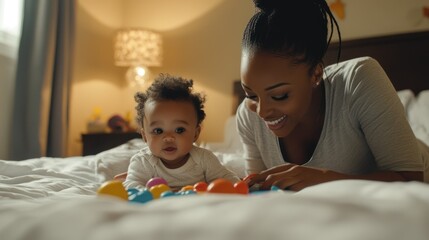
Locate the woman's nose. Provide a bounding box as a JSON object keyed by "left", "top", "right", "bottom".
{"left": 256, "top": 99, "right": 272, "bottom": 119}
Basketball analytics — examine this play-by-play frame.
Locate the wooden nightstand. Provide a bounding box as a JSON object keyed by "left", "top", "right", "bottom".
{"left": 81, "top": 132, "right": 141, "bottom": 156}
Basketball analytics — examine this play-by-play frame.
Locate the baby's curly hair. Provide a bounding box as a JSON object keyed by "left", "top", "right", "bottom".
{"left": 134, "top": 74, "right": 206, "bottom": 129}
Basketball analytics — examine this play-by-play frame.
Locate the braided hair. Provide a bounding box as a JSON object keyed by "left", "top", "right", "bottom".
{"left": 242, "top": 0, "right": 341, "bottom": 69}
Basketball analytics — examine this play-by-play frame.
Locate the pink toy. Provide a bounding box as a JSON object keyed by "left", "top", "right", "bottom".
{"left": 146, "top": 177, "right": 168, "bottom": 189}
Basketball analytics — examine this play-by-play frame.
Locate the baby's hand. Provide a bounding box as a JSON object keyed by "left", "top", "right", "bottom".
{"left": 113, "top": 172, "right": 128, "bottom": 181}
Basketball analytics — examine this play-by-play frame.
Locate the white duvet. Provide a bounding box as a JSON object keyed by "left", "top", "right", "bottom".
{"left": 2, "top": 180, "right": 429, "bottom": 240}
{"left": 1, "top": 139, "right": 429, "bottom": 240}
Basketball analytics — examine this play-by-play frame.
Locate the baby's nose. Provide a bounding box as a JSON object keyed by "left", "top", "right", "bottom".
{"left": 163, "top": 135, "right": 175, "bottom": 142}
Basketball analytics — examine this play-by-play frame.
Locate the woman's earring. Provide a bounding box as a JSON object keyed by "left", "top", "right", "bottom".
{"left": 313, "top": 79, "right": 321, "bottom": 88}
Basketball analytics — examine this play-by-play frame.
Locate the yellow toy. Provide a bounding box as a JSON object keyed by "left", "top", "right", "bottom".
{"left": 97, "top": 180, "right": 128, "bottom": 201}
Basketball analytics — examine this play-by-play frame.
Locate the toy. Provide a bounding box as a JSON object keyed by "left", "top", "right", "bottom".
{"left": 97, "top": 180, "right": 128, "bottom": 201}
{"left": 97, "top": 176, "right": 283, "bottom": 204}
{"left": 206, "top": 178, "right": 236, "bottom": 194}
{"left": 180, "top": 185, "right": 194, "bottom": 192}
{"left": 146, "top": 177, "right": 168, "bottom": 189}
{"left": 149, "top": 184, "right": 171, "bottom": 199}
{"left": 193, "top": 182, "right": 208, "bottom": 192}
{"left": 107, "top": 114, "right": 130, "bottom": 132}
{"left": 160, "top": 191, "right": 175, "bottom": 198}
{"left": 233, "top": 181, "right": 249, "bottom": 195}
{"left": 129, "top": 189, "right": 153, "bottom": 203}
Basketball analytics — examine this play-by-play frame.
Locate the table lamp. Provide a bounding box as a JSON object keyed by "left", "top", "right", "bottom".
{"left": 114, "top": 29, "right": 162, "bottom": 86}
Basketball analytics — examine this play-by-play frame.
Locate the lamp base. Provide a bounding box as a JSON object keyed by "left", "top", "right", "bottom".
{"left": 126, "top": 65, "right": 152, "bottom": 87}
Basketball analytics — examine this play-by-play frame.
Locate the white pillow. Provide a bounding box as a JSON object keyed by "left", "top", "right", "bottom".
{"left": 408, "top": 90, "right": 429, "bottom": 146}
{"left": 397, "top": 89, "right": 416, "bottom": 119}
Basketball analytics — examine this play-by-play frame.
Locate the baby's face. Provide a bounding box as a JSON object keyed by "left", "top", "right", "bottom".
{"left": 142, "top": 100, "right": 200, "bottom": 166}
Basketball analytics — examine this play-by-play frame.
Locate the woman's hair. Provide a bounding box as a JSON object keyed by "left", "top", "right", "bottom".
{"left": 242, "top": 0, "right": 341, "bottom": 69}
{"left": 134, "top": 74, "right": 206, "bottom": 128}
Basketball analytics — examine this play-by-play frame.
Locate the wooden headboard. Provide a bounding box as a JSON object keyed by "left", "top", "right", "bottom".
{"left": 233, "top": 31, "right": 429, "bottom": 111}
{"left": 324, "top": 31, "right": 429, "bottom": 94}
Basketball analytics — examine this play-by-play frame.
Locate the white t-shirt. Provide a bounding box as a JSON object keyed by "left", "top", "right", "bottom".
{"left": 237, "top": 57, "right": 429, "bottom": 181}
{"left": 124, "top": 145, "right": 240, "bottom": 190}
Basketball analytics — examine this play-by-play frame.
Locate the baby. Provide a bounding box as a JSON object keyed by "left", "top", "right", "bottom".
{"left": 123, "top": 74, "right": 240, "bottom": 190}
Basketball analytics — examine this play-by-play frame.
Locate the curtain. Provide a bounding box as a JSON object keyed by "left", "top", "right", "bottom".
{"left": 10, "top": 0, "right": 75, "bottom": 160}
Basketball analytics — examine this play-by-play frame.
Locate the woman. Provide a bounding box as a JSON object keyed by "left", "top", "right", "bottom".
{"left": 239, "top": 0, "right": 428, "bottom": 191}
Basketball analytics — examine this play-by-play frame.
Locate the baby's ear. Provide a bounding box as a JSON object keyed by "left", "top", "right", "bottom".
{"left": 194, "top": 125, "right": 201, "bottom": 142}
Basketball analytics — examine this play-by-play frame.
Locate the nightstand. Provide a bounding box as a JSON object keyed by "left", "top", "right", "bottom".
{"left": 81, "top": 132, "right": 141, "bottom": 156}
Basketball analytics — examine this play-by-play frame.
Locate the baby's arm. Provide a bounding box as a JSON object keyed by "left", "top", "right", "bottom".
{"left": 123, "top": 154, "right": 152, "bottom": 189}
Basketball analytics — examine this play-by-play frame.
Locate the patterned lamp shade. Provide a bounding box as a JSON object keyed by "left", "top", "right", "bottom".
{"left": 114, "top": 29, "right": 162, "bottom": 86}
{"left": 114, "top": 29, "right": 162, "bottom": 67}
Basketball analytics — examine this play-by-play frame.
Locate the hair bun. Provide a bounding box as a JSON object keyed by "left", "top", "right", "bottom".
{"left": 253, "top": 0, "right": 285, "bottom": 12}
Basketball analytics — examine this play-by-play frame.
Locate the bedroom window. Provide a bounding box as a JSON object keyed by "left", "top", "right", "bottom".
{"left": 0, "top": 0, "right": 23, "bottom": 58}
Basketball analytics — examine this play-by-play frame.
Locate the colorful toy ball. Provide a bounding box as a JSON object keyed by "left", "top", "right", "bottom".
{"left": 149, "top": 184, "right": 171, "bottom": 199}
{"left": 127, "top": 188, "right": 139, "bottom": 196}
{"left": 179, "top": 185, "right": 194, "bottom": 192}
{"left": 146, "top": 177, "right": 168, "bottom": 189}
{"left": 193, "top": 182, "right": 208, "bottom": 192}
{"left": 129, "top": 189, "right": 153, "bottom": 203}
{"left": 97, "top": 180, "right": 128, "bottom": 201}
{"left": 233, "top": 181, "right": 249, "bottom": 195}
{"left": 206, "top": 178, "right": 236, "bottom": 194}
{"left": 160, "top": 191, "right": 176, "bottom": 198}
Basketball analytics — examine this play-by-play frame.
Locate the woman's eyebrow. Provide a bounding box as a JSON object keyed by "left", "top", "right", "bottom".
{"left": 265, "top": 83, "right": 289, "bottom": 91}
{"left": 241, "top": 82, "right": 289, "bottom": 91}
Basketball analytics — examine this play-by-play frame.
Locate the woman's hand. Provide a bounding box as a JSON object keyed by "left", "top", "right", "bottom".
{"left": 247, "top": 164, "right": 347, "bottom": 191}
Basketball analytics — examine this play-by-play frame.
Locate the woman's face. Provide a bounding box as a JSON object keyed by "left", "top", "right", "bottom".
{"left": 240, "top": 50, "right": 322, "bottom": 137}
{"left": 142, "top": 100, "right": 200, "bottom": 165}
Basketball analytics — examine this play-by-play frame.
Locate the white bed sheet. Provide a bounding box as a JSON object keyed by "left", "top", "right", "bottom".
{"left": 1, "top": 139, "right": 429, "bottom": 240}
{"left": 1, "top": 90, "right": 429, "bottom": 240}
{"left": 1, "top": 179, "right": 429, "bottom": 240}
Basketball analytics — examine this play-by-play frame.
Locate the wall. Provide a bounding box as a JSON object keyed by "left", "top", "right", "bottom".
{"left": 67, "top": 0, "right": 429, "bottom": 156}
{"left": 327, "top": 0, "right": 429, "bottom": 41}
{"left": 69, "top": 0, "right": 132, "bottom": 156}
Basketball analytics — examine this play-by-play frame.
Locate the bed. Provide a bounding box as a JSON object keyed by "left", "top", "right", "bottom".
{"left": 1, "top": 31, "right": 429, "bottom": 240}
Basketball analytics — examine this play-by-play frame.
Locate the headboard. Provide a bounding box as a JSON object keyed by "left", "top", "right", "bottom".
{"left": 324, "top": 31, "right": 429, "bottom": 94}
{"left": 233, "top": 31, "right": 429, "bottom": 111}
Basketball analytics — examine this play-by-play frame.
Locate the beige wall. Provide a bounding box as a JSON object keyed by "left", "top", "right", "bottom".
{"left": 68, "top": 0, "right": 429, "bottom": 156}
{"left": 327, "top": 0, "right": 429, "bottom": 40}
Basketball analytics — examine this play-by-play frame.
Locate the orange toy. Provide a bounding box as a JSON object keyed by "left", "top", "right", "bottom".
{"left": 206, "top": 178, "right": 236, "bottom": 194}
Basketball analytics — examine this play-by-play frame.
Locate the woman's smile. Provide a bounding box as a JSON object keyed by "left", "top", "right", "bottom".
{"left": 265, "top": 115, "right": 287, "bottom": 130}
